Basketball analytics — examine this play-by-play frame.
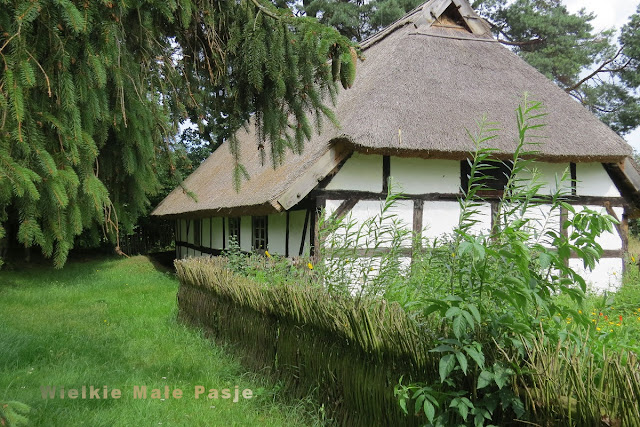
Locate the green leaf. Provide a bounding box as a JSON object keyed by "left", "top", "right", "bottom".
{"left": 430, "top": 345, "right": 455, "bottom": 353}
{"left": 492, "top": 362, "right": 510, "bottom": 390}
{"left": 467, "top": 304, "right": 481, "bottom": 323}
{"left": 464, "top": 345, "right": 485, "bottom": 369}
{"left": 445, "top": 306, "right": 462, "bottom": 318}
{"left": 439, "top": 354, "right": 456, "bottom": 383}
{"left": 455, "top": 351, "right": 468, "bottom": 375}
{"left": 461, "top": 309, "right": 475, "bottom": 329}
{"left": 424, "top": 399, "right": 436, "bottom": 423}
{"left": 477, "top": 370, "right": 494, "bottom": 389}
{"left": 453, "top": 315, "right": 465, "bottom": 338}
{"left": 458, "top": 400, "right": 470, "bottom": 420}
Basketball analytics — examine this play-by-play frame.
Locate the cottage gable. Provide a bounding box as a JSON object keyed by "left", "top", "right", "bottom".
{"left": 412, "top": 0, "right": 490, "bottom": 35}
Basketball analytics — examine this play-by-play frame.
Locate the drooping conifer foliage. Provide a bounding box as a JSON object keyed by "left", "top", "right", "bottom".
{"left": 0, "top": 0, "right": 356, "bottom": 267}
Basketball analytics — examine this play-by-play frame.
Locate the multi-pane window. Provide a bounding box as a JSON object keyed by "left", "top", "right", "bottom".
{"left": 252, "top": 216, "right": 268, "bottom": 251}
{"left": 460, "top": 160, "right": 513, "bottom": 192}
{"left": 193, "top": 219, "right": 201, "bottom": 246}
{"left": 228, "top": 217, "right": 240, "bottom": 246}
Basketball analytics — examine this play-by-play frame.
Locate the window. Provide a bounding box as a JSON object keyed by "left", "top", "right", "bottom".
{"left": 193, "top": 219, "right": 201, "bottom": 246}
{"left": 228, "top": 217, "right": 240, "bottom": 246}
{"left": 460, "top": 160, "right": 513, "bottom": 192}
{"left": 252, "top": 216, "right": 268, "bottom": 251}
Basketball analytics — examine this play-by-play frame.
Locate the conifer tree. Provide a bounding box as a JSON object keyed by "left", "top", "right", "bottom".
{"left": 0, "top": 0, "right": 356, "bottom": 267}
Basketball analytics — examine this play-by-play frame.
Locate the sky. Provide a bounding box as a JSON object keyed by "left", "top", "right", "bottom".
{"left": 563, "top": 0, "right": 640, "bottom": 151}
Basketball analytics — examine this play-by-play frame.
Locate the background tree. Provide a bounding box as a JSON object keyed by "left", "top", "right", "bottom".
{"left": 0, "top": 0, "right": 357, "bottom": 267}
{"left": 473, "top": 0, "right": 640, "bottom": 136}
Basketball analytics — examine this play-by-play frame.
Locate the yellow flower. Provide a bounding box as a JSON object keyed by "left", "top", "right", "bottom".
{"left": 307, "top": 262, "right": 313, "bottom": 270}
{"left": 578, "top": 310, "right": 582, "bottom": 314}
{"left": 632, "top": 255, "right": 636, "bottom": 263}
{"left": 596, "top": 327, "right": 601, "bottom": 331}
{"left": 265, "top": 250, "right": 271, "bottom": 258}
{"left": 451, "top": 252, "right": 456, "bottom": 258}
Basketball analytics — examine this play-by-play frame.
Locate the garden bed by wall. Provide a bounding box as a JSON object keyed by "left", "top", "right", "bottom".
{"left": 174, "top": 257, "right": 439, "bottom": 426}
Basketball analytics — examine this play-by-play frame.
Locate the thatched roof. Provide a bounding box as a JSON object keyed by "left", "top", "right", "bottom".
{"left": 152, "top": 0, "right": 633, "bottom": 218}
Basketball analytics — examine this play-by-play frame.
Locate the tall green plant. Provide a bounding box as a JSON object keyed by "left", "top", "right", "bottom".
{"left": 395, "top": 96, "right": 618, "bottom": 426}
{"left": 316, "top": 184, "right": 411, "bottom": 298}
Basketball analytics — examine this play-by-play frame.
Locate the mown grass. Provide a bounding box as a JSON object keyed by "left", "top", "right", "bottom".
{"left": 0, "top": 255, "right": 319, "bottom": 426}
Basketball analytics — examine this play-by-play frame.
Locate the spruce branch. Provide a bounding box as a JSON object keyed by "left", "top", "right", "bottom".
{"left": 26, "top": 50, "right": 51, "bottom": 97}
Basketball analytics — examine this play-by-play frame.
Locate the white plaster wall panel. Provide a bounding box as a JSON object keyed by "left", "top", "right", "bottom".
{"left": 390, "top": 158, "right": 460, "bottom": 194}
{"left": 422, "top": 201, "right": 461, "bottom": 241}
{"left": 211, "top": 217, "right": 224, "bottom": 249}
{"left": 381, "top": 199, "right": 414, "bottom": 247}
{"left": 268, "top": 212, "right": 287, "bottom": 255}
{"left": 201, "top": 218, "right": 211, "bottom": 248}
{"left": 178, "top": 219, "right": 187, "bottom": 242}
{"left": 568, "top": 205, "right": 622, "bottom": 251}
{"left": 325, "top": 199, "right": 341, "bottom": 216}
{"left": 422, "top": 201, "right": 490, "bottom": 240}
{"left": 343, "top": 201, "right": 394, "bottom": 248}
{"left": 470, "top": 203, "right": 492, "bottom": 235}
{"left": 576, "top": 163, "right": 620, "bottom": 197}
{"left": 325, "top": 153, "right": 383, "bottom": 192}
{"left": 518, "top": 163, "right": 571, "bottom": 195}
{"left": 187, "top": 219, "right": 194, "bottom": 244}
{"left": 288, "top": 210, "right": 310, "bottom": 256}
{"left": 506, "top": 204, "right": 561, "bottom": 247}
{"left": 326, "top": 199, "right": 414, "bottom": 248}
{"left": 240, "top": 216, "right": 252, "bottom": 252}
{"left": 568, "top": 258, "right": 623, "bottom": 293}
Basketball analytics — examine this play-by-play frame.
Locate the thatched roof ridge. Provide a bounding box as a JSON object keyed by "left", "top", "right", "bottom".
{"left": 152, "top": 0, "right": 633, "bottom": 217}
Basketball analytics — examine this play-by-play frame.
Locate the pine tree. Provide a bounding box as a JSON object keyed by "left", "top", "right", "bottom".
{"left": 0, "top": 0, "right": 356, "bottom": 267}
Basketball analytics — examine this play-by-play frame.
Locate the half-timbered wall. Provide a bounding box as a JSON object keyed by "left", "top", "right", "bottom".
{"left": 317, "top": 154, "right": 627, "bottom": 292}
{"left": 175, "top": 154, "right": 628, "bottom": 292}
{"left": 175, "top": 209, "right": 311, "bottom": 259}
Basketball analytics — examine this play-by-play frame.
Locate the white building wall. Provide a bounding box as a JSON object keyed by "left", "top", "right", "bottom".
{"left": 288, "top": 210, "right": 310, "bottom": 256}
{"left": 569, "top": 258, "right": 623, "bottom": 293}
{"left": 390, "top": 158, "right": 460, "bottom": 194}
{"left": 422, "top": 201, "right": 461, "bottom": 241}
{"left": 187, "top": 219, "right": 194, "bottom": 244}
{"left": 268, "top": 212, "right": 288, "bottom": 255}
{"left": 212, "top": 217, "right": 224, "bottom": 249}
{"left": 326, "top": 199, "right": 414, "bottom": 248}
{"left": 326, "top": 153, "right": 383, "bottom": 192}
{"left": 240, "top": 216, "right": 251, "bottom": 252}
{"left": 576, "top": 163, "right": 620, "bottom": 197}
{"left": 202, "top": 218, "right": 211, "bottom": 248}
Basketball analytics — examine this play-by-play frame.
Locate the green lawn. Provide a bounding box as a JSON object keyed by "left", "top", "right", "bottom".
{"left": 0, "top": 255, "right": 316, "bottom": 426}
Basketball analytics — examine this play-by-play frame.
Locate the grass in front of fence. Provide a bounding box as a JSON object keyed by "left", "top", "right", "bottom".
{"left": 0, "top": 255, "right": 317, "bottom": 426}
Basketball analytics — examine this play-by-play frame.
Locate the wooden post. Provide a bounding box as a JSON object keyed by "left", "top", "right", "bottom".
{"left": 622, "top": 208, "right": 629, "bottom": 274}
{"left": 382, "top": 155, "right": 390, "bottom": 194}
{"left": 285, "top": 211, "right": 290, "bottom": 258}
{"left": 412, "top": 199, "right": 424, "bottom": 260}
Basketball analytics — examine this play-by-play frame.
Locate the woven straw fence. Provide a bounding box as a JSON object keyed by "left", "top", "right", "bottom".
{"left": 174, "top": 257, "right": 439, "bottom": 426}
